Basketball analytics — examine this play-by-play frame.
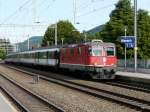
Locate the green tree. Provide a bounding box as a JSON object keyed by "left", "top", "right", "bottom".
{"left": 97, "top": 0, "right": 150, "bottom": 59}
{"left": 99, "top": 0, "right": 133, "bottom": 58}
{"left": 42, "top": 20, "right": 82, "bottom": 46}
{"left": 0, "top": 49, "right": 6, "bottom": 59}
{"left": 137, "top": 9, "right": 150, "bottom": 59}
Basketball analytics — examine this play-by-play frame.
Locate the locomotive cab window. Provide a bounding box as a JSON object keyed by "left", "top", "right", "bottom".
{"left": 106, "top": 47, "right": 115, "bottom": 56}
{"left": 88, "top": 47, "right": 92, "bottom": 55}
{"left": 88, "top": 47, "right": 102, "bottom": 56}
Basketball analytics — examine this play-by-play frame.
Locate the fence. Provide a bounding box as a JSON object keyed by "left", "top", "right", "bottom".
{"left": 117, "top": 59, "right": 150, "bottom": 69}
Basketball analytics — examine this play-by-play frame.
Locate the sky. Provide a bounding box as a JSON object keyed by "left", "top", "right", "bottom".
{"left": 0, "top": 0, "right": 150, "bottom": 43}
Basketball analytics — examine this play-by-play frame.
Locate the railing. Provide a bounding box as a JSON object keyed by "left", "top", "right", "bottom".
{"left": 117, "top": 59, "right": 150, "bottom": 69}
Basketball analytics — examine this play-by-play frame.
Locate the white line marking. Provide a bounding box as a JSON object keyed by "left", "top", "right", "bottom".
{"left": 0, "top": 91, "right": 18, "bottom": 112}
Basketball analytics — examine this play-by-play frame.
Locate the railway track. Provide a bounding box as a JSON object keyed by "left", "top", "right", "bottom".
{"left": 0, "top": 86, "right": 28, "bottom": 112}
{"left": 102, "top": 81, "right": 150, "bottom": 93}
{"left": 0, "top": 72, "right": 65, "bottom": 112}
{"left": 5, "top": 65, "right": 150, "bottom": 112}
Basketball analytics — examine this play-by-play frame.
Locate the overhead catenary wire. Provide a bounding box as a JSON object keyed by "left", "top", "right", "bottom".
{"left": 0, "top": 0, "right": 55, "bottom": 26}
{"left": 0, "top": 24, "right": 48, "bottom": 27}
{"left": 77, "top": 0, "right": 104, "bottom": 11}
{"left": 77, "top": 3, "right": 115, "bottom": 18}
{"left": 1, "top": 0, "right": 32, "bottom": 24}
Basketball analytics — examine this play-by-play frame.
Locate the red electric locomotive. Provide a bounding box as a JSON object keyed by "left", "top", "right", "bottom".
{"left": 60, "top": 40, "right": 117, "bottom": 79}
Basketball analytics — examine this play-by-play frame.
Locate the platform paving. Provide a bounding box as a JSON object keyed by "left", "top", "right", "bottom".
{"left": 116, "top": 71, "right": 150, "bottom": 84}
{"left": 116, "top": 71, "right": 150, "bottom": 79}
{"left": 0, "top": 91, "right": 18, "bottom": 112}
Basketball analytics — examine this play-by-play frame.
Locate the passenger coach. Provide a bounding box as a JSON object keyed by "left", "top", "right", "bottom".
{"left": 5, "top": 47, "right": 60, "bottom": 68}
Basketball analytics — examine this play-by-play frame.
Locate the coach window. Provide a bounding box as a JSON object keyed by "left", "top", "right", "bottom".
{"left": 28, "top": 53, "right": 30, "bottom": 58}
{"left": 24, "top": 54, "right": 26, "bottom": 58}
{"left": 21, "top": 54, "right": 23, "bottom": 58}
{"left": 48, "top": 51, "right": 54, "bottom": 59}
{"left": 25, "top": 53, "right": 27, "bottom": 58}
{"left": 31, "top": 53, "right": 33, "bottom": 58}
{"left": 39, "top": 52, "right": 44, "bottom": 59}
{"left": 35, "top": 52, "right": 38, "bottom": 58}
{"left": 30, "top": 53, "right": 31, "bottom": 58}
{"left": 30, "top": 53, "right": 32, "bottom": 58}
{"left": 106, "top": 47, "right": 115, "bottom": 56}
{"left": 23, "top": 53, "right": 26, "bottom": 58}
{"left": 43, "top": 52, "right": 47, "bottom": 59}
{"left": 16, "top": 54, "right": 18, "bottom": 58}
{"left": 39, "top": 52, "right": 42, "bottom": 58}
{"left": 27, "top": 53, "right": 29, "bottom": 58}
{"left": 48, "top": 52, "right": 51, "bottom": 58}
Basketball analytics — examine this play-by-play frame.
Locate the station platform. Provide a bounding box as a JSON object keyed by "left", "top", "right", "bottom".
{"left": 116, "top": 71, "right": 150, "bottom": 84}
{"left": 0, "top": 91, "right": 18, "bottom": 112}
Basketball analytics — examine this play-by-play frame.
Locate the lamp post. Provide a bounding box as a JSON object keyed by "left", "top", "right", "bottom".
{"left": 61, "top": 38, "right": 64, "bottom": 45}
{"left": 73, "top": 0, "right": 77, "bottom": 24}
{"left": 134, "top": 0, "right": 137, "bottom": 72}
{"left": 48, "top": 22, "right": 57, "bottom": 46}
{"left": 83, "top": 31, "right": 87, "bottom": 42}
{"left": 27, "top": 34, "right": 30, "bottom": 50}
{"left": 55, "top": 22, "right": 57, "bottom": 46}
{"left": 124, "top": 26, "right": 127, "bottom": 69}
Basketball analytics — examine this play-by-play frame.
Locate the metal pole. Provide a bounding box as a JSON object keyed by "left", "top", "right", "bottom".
{"left": 73, "top": 0, "right": 76, "bottom": 24}
{"left": 134, "top": 0, "right": 137, "bottom": 72}
{"left": 32, "top": 0, "right": 36, "bottom": 23}
{"left": 28, "top": 35, "right": 30, "bottom": 50}
{"left": 61, "top": 38, "right": 64, "bottom": 45}
{"left": 15, "top": 44, "right": 17, "bottom": 52}
{"left": 125, "top": 26, "right": 127, "bottom": 69}
{"left": 55, "top": 22, "right": 57, "bottom": 46}
{"left": 84, "top": 33, "right": 87, "bottom": 42}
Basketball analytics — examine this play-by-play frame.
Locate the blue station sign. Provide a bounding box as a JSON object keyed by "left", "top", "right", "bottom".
{"left": 120, "top": 36, "right": 135, "bottom": 48}
{"left": 125, "top": 43, "right": 134, "bottom": 48}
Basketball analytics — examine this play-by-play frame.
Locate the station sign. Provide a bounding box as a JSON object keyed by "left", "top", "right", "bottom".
{"left": 125, "top": 43, "right": 134, "bottom": 48}
{"left": 120, "top": 36, "right": 135, "bottom": 48}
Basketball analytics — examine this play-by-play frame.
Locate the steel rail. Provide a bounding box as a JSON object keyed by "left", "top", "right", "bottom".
{"left": 0, "top": 86, "right": 29, "bottom": 112}
{"left": 6, "top": 65, "right": 150, "bottom": 112}
{"left": 102, "top": 81, "right": 150, "bottom": 93}
{"left": 0, "top": 72, "right": 65, "bottom": 112}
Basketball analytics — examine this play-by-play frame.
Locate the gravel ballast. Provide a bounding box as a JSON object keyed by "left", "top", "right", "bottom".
{"left": 0, "top": 65, "right": 140, "bottom": 112}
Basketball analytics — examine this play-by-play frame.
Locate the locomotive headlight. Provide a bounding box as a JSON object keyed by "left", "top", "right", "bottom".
{"left": 94, "top": 62, "right": 97, "bottom": 66}
{"left": 103, "top": 57, "right": 106, "bottom": 62}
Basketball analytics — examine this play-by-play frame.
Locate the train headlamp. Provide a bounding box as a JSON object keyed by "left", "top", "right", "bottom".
{"left": 94, "top": 62, "right": 97, "bottom": 66}
{"left": 103, "top": 57, "right": 106, "bottom": 62}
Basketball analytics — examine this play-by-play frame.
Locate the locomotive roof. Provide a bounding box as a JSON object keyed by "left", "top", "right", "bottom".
{"left": 85, "top": 41, "right": 115, "bottom": 46}
{"left": 61, "top": 41, "right": 115, "bottom": 48}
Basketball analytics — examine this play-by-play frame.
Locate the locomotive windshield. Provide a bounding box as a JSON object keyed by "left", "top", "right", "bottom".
{"left": 106, "top": 47, "right": 115, "bottom": 56}
{"left": 88, "top": 47, "right": 102, "bottom": 56}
